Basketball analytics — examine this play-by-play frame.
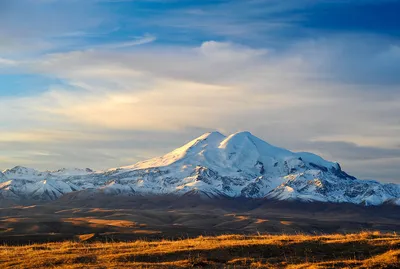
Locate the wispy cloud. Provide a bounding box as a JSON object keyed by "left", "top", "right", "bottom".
{"left": 0, "top": 58, "right": 17, "bottom": 66}
{"left": 1, "top": 39, "right": 400, "bottom": 182}
{"left": 100, "top": 34, "right": 157, "bottom": 49}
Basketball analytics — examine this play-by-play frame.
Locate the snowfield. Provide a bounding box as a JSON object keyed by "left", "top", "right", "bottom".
{"left": 1, "top": 131, "right": 399, "bottom": 205}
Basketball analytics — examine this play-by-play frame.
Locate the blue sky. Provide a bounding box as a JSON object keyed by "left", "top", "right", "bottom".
{"left": 0, "top": 0, "right": 399, "bottom": 183}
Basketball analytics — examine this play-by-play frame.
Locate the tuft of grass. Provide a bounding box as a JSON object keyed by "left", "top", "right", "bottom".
{"left": 0, "top": 231, "right": 398, "bottom": 268}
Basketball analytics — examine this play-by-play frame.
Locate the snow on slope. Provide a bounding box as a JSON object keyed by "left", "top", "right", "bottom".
{"left": 3, "top": 166, "right": 48, "bottom": 181}
{"left": 48, "top": 168, "right": 94, "bottom": 177}
{"left": 1, "top": 131, "right": 399, "bottom": 205}
{"left": 118, "top": 131, "right": 226, "bottom": 170}
{"left": 0, "top": 172, "right": 7, "bottom": 182}
{"left": 117, "top": 131, "right": 338, "bottom": 178}
{"left": 0, "top": 166, "right": 91, "bottom": 200}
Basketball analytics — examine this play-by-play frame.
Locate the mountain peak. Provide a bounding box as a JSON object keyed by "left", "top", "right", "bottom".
{"left": 198, "top": 131, "right": 225, "bottom": 140}
{"left": 230, "top": 131, "right": 254, "bottom": 137}
{"left": 219, "top": 131, "right": 291, "bottom": 158}
{"left": 1, "top": 131, "right": 399, "bottom": 206}
{"left": 3, "top": 166, "right": 39, "bottom": 175}
{"left": 168, "top": 131, "right": 226, "bottom": 158}
{"left": 121, "top": 131, "right": 227, "bottom": 170}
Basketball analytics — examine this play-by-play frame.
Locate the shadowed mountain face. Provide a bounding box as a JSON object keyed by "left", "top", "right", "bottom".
{"left": 1, "top": 131, "right": 399, "bottom": 206}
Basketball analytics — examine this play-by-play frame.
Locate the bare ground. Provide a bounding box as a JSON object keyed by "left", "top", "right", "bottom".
{"left": 0, "top": 195, "right": 399, "bottom": 244}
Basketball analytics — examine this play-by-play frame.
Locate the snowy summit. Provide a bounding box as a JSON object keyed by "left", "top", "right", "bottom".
{"left": 1, "top": 131, "right": 399, "bottom": 206}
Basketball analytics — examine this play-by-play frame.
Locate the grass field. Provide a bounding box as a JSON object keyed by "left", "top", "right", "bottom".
{"left": 0, "top": 231, "right": 399, "bottom": 268}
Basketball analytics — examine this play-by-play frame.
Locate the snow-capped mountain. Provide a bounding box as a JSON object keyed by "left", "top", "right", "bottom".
{"left": 1, "top": 131, "right": 399, "bottom": 205}
{"left": 2, "top": 166, "right": 49, "bottom": 180}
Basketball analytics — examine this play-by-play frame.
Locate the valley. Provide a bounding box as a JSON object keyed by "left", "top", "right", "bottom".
{"left": 1, "top": 196, "right": 399, "bottom": 245}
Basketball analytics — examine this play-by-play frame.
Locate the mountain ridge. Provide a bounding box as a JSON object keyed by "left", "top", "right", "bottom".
{"left": 1, "top": 131, "right": 399, "bottom": 205}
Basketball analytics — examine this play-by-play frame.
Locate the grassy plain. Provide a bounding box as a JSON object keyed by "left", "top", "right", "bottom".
{"left": 1, "top": 231, "right": 399, "bottom": 268}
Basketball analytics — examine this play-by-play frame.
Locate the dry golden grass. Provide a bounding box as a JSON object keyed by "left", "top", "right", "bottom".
{"left": 0, "top": 231, "right": 399, "bottom": 268}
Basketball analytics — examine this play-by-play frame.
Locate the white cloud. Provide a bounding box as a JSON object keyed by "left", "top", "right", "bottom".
{"left": 1, "top": 40, "right": 399, "bottom": 182}
{"left": 0, "top": 57, "right": 17, "bottom": 66}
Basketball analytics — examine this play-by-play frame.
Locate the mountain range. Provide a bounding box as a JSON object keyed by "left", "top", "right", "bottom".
{"left": 1, "top": 131, "right": 399, "bottom": 206}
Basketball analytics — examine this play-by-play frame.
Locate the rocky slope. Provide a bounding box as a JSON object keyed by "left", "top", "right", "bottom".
{"left": 1, "top": 131, "right": 399, "bottom": 205}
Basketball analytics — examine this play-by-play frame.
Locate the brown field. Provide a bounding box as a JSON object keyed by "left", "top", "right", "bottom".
{"left": 1, "top": 196, "right": 400, "bottom": 267}
{"left": 0, "top": 232, "right": 399, "bottom": 268}
{"left": 1, "top": 196, "right": 400, "bottom": 245}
